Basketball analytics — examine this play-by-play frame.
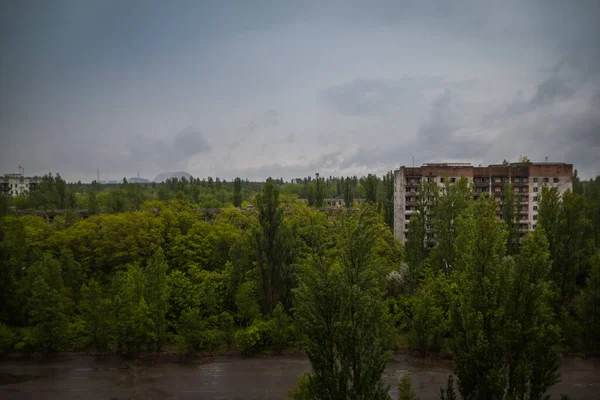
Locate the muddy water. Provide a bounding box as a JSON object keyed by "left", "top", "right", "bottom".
{"left": 0, "top": 353, "right": 598, "bottom": 399}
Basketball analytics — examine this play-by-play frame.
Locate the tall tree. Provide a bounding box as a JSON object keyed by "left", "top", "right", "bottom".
{"left": 364, "top": 174, "right": 378, "bottom": 203}
{"left": 25, "top": 255, "right": 68, "bottom": 352}
{"left": 145, "top": 248, "right": 170, "bottom": 351}
{"left": 233, "top": 177, "right": 243, "bottom": 207}
{"left": 81, "top": 278, "right": 112, "bottom": 352}
{"left": 382, "top": 171, "right": 394, "bottom": 230}
{"left": 505, "top": 229, "right": 560, "bottom": 399}
{"left": 451, "top": 196, "right": 510, "bottom": 400}
{"left": 312, "top": 173, "right": 325, "bottom": 208}
{"left": 580, "top": 251, "right": 600, "bottom": 354}
{"left": 255, "top": 178, "right": 295, "bottom": 313}
{"left": 294, "top": 205, "right": 395, "bottom": 399}
{"left": 502, "top": 182, "right": 519, "bottom": 255}
{"left": 431, "top": 177, "right": 472, "bottom": 271}
{"left": 343, "top": 177, "right": 354, "bottom": 208}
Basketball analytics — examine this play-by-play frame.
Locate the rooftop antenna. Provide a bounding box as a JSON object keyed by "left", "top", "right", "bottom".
{"left": 545, "top": 156, "right": 548, "bottom": 163}
{"left": 18, "top": 165, "right": 23, "bottom": 176}
{"left": 97, "top": 169, "right": 100, "bottom": 183}
{"left": 412, "top": 156, "right": 414, "bottom": 168}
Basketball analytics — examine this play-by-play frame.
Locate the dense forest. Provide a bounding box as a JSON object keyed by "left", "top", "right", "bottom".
{"left": 1, "top": 172, "right": 599, "bottom": 399}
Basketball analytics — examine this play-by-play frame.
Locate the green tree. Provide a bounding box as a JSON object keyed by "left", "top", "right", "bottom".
{"left": 24, "top": 254, "right": 68, "bottom": 352}
{"left": 409, "top": 279, "right": 445, "bottom": 355}
{"left": 236, "top": 281, "right": 261, "bottom": 327}
{"left": 383, "top": 171, "right": 394, "bottom": 230}
{"left": 397, "top": 374, "right": 419, "bottom": 400}
{"left": 451, "top": 195, "right": 510, "bottom": 400}
{"left": 176, "top": 307, "right": 203, "bottom": 356}
{"left": 233, "top": 177, "right": 243, "bottom": 207}
{"left": 112, "top": 263, "right": 156, "bottom": 353}
{"left": 294, "top": 205, "right": 395, "bottom": 399}
{"left": 580, "top": 251, "right": 600, "bottom": 353}
{"left": 505, "top": 229, "right": 560, "bottom": 399}
{"left": 145, "top": 248, "right": 170, "bottom": 351}
{"left": 80, "top": 279, "right": 112, "bottom": 352}
{"left": 343, "top": 177, "right": 354, "bottom": 208}
{"left": 502, "top": 182, "right": 518, "bottom": 255}
{"left": 255, "top": 178, "right": 296, "bottom": 313}
{"left": 28, "top": 276, "right": 69, "bottom": 352}
{"left": 431, "top": 178, "right": 472, "bottom": 271}
{"left": 405, "top": 212, "right": 425, "bottom": 292}
{"left": 364, "top": 174, "right": 378, "bottom": 203}
{"left": 439, "top": 375, "right": 457, "bottom": 400}
{"left": 87, "top": 191, "right": 100, "bottom": 215}
{"left": 271, "top": 302, "right": 290, "bottom": 354}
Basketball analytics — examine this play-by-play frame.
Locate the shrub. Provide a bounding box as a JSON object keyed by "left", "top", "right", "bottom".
{"left": 398, "top": 374, "right": 419, "bottom": 400}
{"left": 0, "top": 323, "right": 16, "bottom": 354}
{"left": 287, "top": 372, "right": 312, "bottom": 399}
{"left": 234, "top": 324, "right": 261, "bottom": 356}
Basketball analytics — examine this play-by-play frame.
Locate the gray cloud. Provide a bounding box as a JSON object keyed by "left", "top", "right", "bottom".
{"left": 1, "top": 1, "right": 599, "bottom": 181}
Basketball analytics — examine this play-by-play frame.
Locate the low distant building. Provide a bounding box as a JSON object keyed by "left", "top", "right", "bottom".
{"left": 0, "top": 173, "right": 41, "bottom": 197}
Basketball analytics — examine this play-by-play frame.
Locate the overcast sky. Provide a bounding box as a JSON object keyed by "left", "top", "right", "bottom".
{"left": 1, "top": 0, "right": 599, "bottom": 182}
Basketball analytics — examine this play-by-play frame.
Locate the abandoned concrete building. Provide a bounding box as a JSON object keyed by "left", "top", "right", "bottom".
{"left": 0, "top": 172, "right": 41, "bottom": 197}
{"left": 393, "top": 162, "right": 573, "bottom": 244}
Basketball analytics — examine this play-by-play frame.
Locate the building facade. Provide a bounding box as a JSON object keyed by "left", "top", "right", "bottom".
{"left": 0, "top": 173, "right": 41, "bottom": 197}
{"left": 393, "top": 162, "right": 573, "bottom": 244}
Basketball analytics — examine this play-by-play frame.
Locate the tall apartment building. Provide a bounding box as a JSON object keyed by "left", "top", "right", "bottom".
{"left": 393, "top": 162, "right": 573, "bottom": 244}
{"left": 0, "top": 173, "right": 41, "bottom": 197}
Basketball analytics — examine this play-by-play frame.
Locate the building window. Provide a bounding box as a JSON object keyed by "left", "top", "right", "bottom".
{"left": 451, "top": 177, "right": 456, "bottom": 183}
{"left": 405, "top": 206, "right": 411, "bottom": 211}
{"left": 533, "top": 187, "right": 538, "bottom": 192}
{"left": 405, "top": 224, "right": 409, "bottom": 230}
{"left": 533, "top": 215, "right": 538, "bottom": 220}
{"left": 553, "top": 177, "right": 559, "bottom": 183}
{"left": 405, "top": 215, "right": 410, "bottom": 220}
{"left": 440, "top": 177, "right": 445, "bottom": 183}
{"left": 533, "top": 196, "right": 538, "bottom": 202}
{"left": 543, "top": 177, "right": 549, "bottom": 183}
{"left": 533, "top": 205, "right": 538, "bottom": 211}
{"left": 427, "top": 177, "right": 434, "bottom": 182}
{"left": 533, "top": 224, "right": 537, "bottom": 229}
{"left": 533, "top": 177, "right": 539, "bottom": 183}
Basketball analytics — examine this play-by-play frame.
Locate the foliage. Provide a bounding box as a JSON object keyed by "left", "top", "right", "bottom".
{"left": 397, "top": 374, "right": 419, "bottom": 400}
{"left": 409, "top": 279, "right": 445, "bottom": 355}
{"left": 293, "top": 205, "right": 395, "bottom": 399}
{"left": 80, "top": 279, "right": 112, "bottom": 352}
{"left": 145, "top": 248, "right": 170, "bottom": 351}
{"left": 431, "top": 178, "right": 472, "bottom": 272}
{"left": 580, "top": 251, "right": 600, "bottom": 354}
{"left": 236, "top": 281, "right": 261, "bottom": 327}
{"left": 439, "top": 375, "right": 456, "bottom": 400}
{"left": 0, "top": 322, "right": 17, "bottom": 354}
{"left": 176, "top": 308, "right": 203, "bottom": 356}
{"left": 287, "top": 372, "right": 312, "bottom": 400}
{"left": 271, "top": 302, "right": 291, "bottom": 354}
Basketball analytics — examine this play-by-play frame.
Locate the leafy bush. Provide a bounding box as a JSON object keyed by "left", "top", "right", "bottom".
{"left": 0, "top": 323, "right": 16, "bottom": 354}
{"left": 397, "top": 374, "right": 419, "bottom": 400}
{"left": 271, "top": 303, "right": 291, "bottom": 354}
{"left": 234, "top": 319, "right": 273, "bottom": 356}
{"left": 234, "top": 324, "right": 261, "bottom": 356}
{"left": 176, "top": 308, "right": 203, "bottom": 355}
{"left": 287, "top": 372, "right": 312, "bottom": 399}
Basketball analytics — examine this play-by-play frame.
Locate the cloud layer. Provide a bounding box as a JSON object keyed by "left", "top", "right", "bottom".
{"left": 1, "top": 0, "right": 599, "bottom": 181}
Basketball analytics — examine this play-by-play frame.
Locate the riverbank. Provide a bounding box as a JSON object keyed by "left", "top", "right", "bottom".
{"left": 1, "top": 353, "right": 598, "bottom": 399}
